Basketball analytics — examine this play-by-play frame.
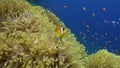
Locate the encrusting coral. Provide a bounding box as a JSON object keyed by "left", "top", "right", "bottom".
{"left": 0, "top": 0, "right": 120, "bottom": 68}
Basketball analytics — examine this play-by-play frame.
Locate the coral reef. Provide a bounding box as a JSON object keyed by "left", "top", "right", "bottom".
{"left": 0, "top": 0, "right": 120, "bottom": 68}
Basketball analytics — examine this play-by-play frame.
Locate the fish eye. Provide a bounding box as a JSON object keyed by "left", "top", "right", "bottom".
{"left": 63, "top": 27, "right": 65, "bottom": 31}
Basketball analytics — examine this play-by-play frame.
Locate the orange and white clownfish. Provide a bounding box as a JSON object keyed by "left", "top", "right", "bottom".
{"left": 55, "top": 25, "right": 67, "bottom": 40}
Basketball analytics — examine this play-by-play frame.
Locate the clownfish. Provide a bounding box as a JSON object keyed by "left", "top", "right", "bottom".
{"left": 55, "top": 26, "right": 67, "bottom": 40}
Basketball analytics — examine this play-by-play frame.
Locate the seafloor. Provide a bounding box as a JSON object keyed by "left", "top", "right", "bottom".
{"left": 0, "top": 0, "right": 120, "bottom": 68}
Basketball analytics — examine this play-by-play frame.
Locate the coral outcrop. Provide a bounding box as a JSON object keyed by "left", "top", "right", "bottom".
{"left": 0, "top": 0, "right": 120, "bottom": 68}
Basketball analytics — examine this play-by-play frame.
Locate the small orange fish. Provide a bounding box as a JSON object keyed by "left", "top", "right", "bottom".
{"left": 102, "top": 8, "right": 106, "bottom": 11}
{"left": 83, "top": 6, "right": 86, "bottom": 11}
{"left": 55, "top": 26, "right": 67, "bottom": 39}
{"left": 92, "top": 13, "right": 95, "bottom": 17}
{"left": 63, "top": 5, "right": 68, "bottom": 8}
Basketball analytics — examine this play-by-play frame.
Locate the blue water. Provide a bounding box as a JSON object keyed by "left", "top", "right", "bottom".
{"left": 27, "top": 0, "right": 120, "bottom": 54}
